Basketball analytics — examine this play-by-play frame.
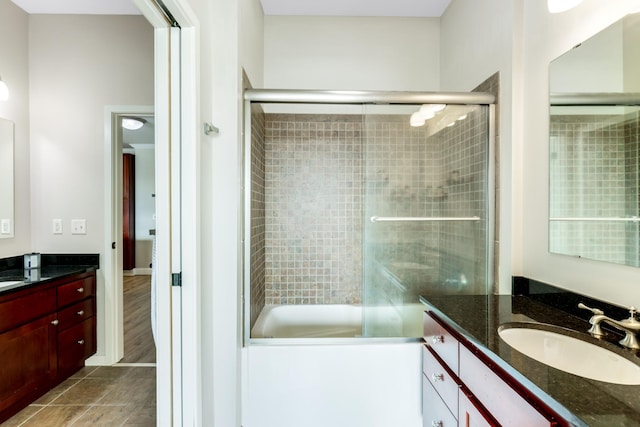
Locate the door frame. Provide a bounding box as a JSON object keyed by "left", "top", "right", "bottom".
{"left": 98, "top": 105, "right": 154, "bottom": 369}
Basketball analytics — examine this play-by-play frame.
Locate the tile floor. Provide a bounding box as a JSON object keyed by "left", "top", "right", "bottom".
{"left": 0, "top": 366, "right": 156, "bottom": 427}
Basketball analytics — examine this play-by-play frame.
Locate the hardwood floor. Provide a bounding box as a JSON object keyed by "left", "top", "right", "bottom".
{"left": 121, "top": 275, "right": 156, "bottom": 364}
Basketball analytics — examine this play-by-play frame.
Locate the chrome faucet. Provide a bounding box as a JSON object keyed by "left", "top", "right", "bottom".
{"left": 579, "top": 303, "right": 640, "bottom": 350}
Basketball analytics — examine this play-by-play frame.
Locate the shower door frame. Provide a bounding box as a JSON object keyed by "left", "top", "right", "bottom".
{"left": 242, "top": 90, "right": 496, "bottom": 345}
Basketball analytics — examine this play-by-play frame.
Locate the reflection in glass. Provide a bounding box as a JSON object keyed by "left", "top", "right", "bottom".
{"left": 0, "top": 118, "right": 14, "bottom": 239}
{"left": 550, "top": 106, "right": 640, "bottom": 265}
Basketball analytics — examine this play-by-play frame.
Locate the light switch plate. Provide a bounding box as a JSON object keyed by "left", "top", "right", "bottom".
{"left": 53, "top": 218, "right": 63, "bottom": 234}
{"left": 1, "top": 219, "right": 10, "bottom": 234}
{"left": 71, "top": 219, "right": 87, "bottom": 235}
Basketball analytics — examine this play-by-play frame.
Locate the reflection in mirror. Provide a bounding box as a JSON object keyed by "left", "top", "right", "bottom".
{"left": 549, "top": 12, "right": 640, "bottom": 266}
{"left": 0, "top": 117, "right": 14, "bottom": 239}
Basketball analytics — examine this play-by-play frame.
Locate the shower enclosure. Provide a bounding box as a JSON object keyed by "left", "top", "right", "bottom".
{"left": 243, "top": 90, "right": 495, "bottom": 341}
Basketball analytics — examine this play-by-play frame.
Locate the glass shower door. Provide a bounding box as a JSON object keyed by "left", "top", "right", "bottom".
{"left": 361, "top": 103, "right": 492, "bottom": 337}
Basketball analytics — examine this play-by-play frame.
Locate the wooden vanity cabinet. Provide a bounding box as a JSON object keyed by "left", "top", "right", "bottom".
{"left": 423, "top": 311, "right": 556, "bottom": 427}
{"left": 0, "top": 271, "right": 97, "bottom": 423}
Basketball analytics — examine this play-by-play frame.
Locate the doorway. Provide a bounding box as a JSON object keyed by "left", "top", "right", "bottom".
{"left": 121, "top": 112, "right": 156, "bottom": 365}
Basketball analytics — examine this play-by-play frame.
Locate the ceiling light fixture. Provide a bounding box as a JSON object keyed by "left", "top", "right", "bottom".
{"left": 0, "top": 76, "right": 9, "bottom": 101}
{"left": 548, "top": 0, "right": 584, "bottom": 14}
{"left": 122, "top": 117, "right": 144, "bottom": 130}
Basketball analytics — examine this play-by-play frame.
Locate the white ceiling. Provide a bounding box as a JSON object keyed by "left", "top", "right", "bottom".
{"left": 10, "top": 0, "right": 141, "bottom": 15}
{"left": 260, "top": 0, "right": 452, "bottom": 17}
{"left": 11, "top": 0, "right": 452, "bottom": 17}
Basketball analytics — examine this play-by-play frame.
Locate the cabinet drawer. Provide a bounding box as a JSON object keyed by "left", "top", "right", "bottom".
{"left": 58, "top": 317, "right": 96, "bottom": 377}
{"left": 57, "top": 298, "right": 94, "bottom": 331}
{"left": 459, "top": 386, "right": 499, "bottom": 427}
{"left": 424, "top": 312, "right": 459, "bottom": 374}
{"left": 57, "top": 276, "right": 95, "bottom": 307}
{"left": 423, "top": 345, "right": 458, "bottom": 417}
{"left": 0, "top": 288, "right": 56, "bottom": 333}
{"left": 459, "top": 346, "right": 553, "bottom": 427}
{"left": 423, "top": 376, "right": 457, "bottom": 427}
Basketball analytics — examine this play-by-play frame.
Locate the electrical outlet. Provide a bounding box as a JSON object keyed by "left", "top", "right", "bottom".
{"left": 1, "top": 219, "right": 10, "bottom": 234}
{"left": 53, "top": 219, "right": 63, "bottom": 234}
{"left": 71, "top": 219, "right": 87, "bottom": 235}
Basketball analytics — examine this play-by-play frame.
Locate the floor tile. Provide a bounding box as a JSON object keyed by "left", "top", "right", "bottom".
{"left": 50, "top": 379, "right": 111, "bottom": 405}
{"left": 0, "top": 406, "right": 43, "bottom": 426}
{"left": 20, "top": 405, "right": 89, "bottom": 427}
{"left": 69, "top": 405, "right": 133, "bottom": 426}
{"left": 122, "top": 405, "right": 156, "bottom": 427}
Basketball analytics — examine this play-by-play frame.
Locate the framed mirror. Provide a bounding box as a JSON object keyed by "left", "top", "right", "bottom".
{"left": 0, "top": 117, "right": 14, "bottom": 239}
{"left": 549, "top": 12, "right": 640, "bottom": 266}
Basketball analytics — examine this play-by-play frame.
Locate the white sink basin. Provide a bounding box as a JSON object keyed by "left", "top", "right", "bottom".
{"left": 0, "top": 280, "right": 23, "bottom": 288}
{"left": 498, "top": 324, "right": 640, "bottom": 385}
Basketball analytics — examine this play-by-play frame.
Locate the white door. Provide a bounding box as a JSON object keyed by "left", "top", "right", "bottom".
{"left": 134, "top": 1, "right": 200, "bottom": 425}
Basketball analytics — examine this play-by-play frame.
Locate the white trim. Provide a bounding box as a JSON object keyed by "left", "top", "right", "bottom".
{"left": 94, "top": 105, "right": 154, "bottom": 369}
{"left": 133, "top": 268, "right": 153, "bottom": 275}
{"left": 177, "top": 24, "right": 202, "bottom": 427}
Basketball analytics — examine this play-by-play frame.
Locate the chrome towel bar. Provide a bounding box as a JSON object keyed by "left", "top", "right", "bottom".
{"left": 370, "top": 216, "right": 481, "bottom": 223}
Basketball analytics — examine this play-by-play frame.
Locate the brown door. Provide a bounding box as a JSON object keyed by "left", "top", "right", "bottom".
{"left": 123, "top": 153, "right": 136, "bottom": 271}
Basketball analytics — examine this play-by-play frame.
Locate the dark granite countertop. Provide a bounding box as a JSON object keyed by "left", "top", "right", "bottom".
{"left": 0, "top": 254, "right": 99, "bottom": 295}
{"left": 420, "top": 294, "right": 640, "bottom": 427}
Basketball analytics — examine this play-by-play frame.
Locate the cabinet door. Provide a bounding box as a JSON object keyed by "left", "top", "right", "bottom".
{"left": 58, "top": 317, "right": 96, "bottom": 378}
{"left": 459, "top": 386, "right": 499, "bottom": 427}
{"left": 459, "top": 346, "right": 553, "bottom": 426}
{"left": 0, "top": 314, "right": 57, "bottom": 416}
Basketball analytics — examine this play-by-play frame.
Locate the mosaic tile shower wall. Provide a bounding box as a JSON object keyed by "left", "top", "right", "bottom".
{"left": 550, "top": 112, "right": 640, "bottom": 265}
{"left": 249, "top": 104, "right": 266, "bottom": 327}
{"left": 264, "top": 114, "right": 364, "bottom": 305}
{"left": 253, "top": 107, "right": 490, "bottom": 306}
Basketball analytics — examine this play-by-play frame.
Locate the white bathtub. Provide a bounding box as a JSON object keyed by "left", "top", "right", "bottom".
{"left": 250, "top": 303, "right": 425, "bottom": 339}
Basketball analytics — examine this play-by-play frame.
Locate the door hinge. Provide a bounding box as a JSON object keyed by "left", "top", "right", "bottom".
{"left": 172, "top": 272, "right": 182, "bottom": 287}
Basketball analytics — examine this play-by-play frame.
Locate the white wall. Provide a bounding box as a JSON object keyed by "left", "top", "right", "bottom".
{"left": 264, "top": 16, "right": 440, "bottom": 90}
{"left": 132, "top": 146, "right": 155, "bottom": 270}
{"left": 191, "top": 0, "right": 264, "bottom": 425}
{"left": 0, "top": 0, "right": 30, "bottom": 257}
{"left": 28, "top": 14, "right": 153, "bottom": 358}
{"left": 520, "top": 0, "right": 640, "bottom": 308}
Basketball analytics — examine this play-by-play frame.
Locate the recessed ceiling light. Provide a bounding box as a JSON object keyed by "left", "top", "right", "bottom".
{"left": 122, "top": 117, "right": 144, "bottom": 130}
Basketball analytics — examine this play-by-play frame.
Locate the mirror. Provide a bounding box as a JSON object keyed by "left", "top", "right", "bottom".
{"left": 0, "top": 117, "right": 14, "bottom": 239}
{"left": 549, "top": 12, "right": 640, "bottom": 266}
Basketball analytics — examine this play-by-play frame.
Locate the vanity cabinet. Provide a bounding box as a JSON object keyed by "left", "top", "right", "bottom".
{"left": 0, "top": 271, "right": 96, "bottom": 422}
{"left": 423, "top": 311, "right": 555, "bottom": 427}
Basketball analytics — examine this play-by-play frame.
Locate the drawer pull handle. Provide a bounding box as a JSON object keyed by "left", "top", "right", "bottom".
{"left": 77, "top": 339, "right": 85, "bottom": 345}
{"left": 432, "top": 421, "right": 443, "bottom": 427}
{"left": 51, "top": 320, "right": 59, "bottom": 326}
{"left": 77, "top": 287, "right": 84, "bottom": 293}
{"left": 77, "top": 310, "right": 85, "bottom": 316}
{"left": 432, "top": 335, "right": 444, "bottom": 344}
{"left": 431, "top": 373, "right": 444, "bottom": 382}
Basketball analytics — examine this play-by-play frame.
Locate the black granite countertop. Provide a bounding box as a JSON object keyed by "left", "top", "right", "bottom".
{"left": 0, "top": 254, "right": 99, "bottom": 295}
{"left": 420, "top": 293, "right": 640, "bottom": 427}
